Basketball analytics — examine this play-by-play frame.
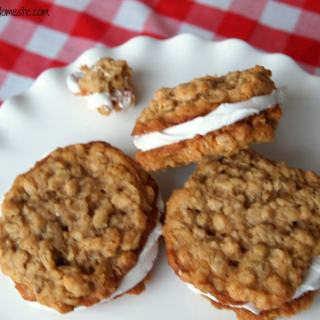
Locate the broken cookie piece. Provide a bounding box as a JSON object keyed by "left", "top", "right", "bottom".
{"left": 67, "top": 57, "right": 135, "bottom": 116}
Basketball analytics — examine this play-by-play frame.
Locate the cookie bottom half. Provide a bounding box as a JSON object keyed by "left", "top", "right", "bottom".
{"left": 136, "top": 106, "right": 281, "bottom": 171}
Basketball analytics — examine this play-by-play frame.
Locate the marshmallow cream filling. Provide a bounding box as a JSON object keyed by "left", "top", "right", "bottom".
{"left": 186, "top": 256, "right": 320, "bottom": 315}
{"left": 67, "top": 72, "right": 133, "bottom": 111}
{"left": 133, "top": 88, "right": 285, "bottom": 152}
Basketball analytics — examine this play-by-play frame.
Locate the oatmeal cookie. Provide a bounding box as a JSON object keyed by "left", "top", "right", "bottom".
{"left": 164, "top": 150, "right": 320, "bottom": 319}
{"left": 132, "top": 66, "right": 282, "bottom": 171}
{"left": 0, "top": 142, "right": 160, "bottom": 313}
{"left": 67, "top": 57, "right": 135, "bottom": 115}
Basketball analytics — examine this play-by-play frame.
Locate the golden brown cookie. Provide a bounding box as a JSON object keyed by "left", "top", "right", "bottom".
{"left": 132, "top": 66, "right": 282, "bottom": 171}
{"left": 0, "top": 142, "right": 160, "bottom": 313}
{"left": 67, "top": 57, "right": 135, "bottom": 115}
{"left": 164, "top": 150, "right": 320, "bottom": 319}
{"left": 210, "top": 291, "right": 316, "bottom": 320}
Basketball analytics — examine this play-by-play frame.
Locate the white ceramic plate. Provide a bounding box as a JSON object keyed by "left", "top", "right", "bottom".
{"left": 0, "top": 34, "right": 319, "bottom": 320}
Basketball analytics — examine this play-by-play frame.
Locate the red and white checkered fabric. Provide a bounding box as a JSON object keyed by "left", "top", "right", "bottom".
{"left": 0, "top": 0, "right": 319, "bottom": 103}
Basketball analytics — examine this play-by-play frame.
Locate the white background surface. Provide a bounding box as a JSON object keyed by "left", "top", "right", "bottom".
{"left": 0, "top": 34, "right": 319, "bottom": 319}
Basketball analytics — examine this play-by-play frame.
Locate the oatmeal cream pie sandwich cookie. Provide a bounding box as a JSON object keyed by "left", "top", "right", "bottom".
{"left": 67, "top": 57, "right": 135, "bottom": 116}
{"left": 164, "top": 150, "right": 320, "bottom": 320}
{"left": 132, "top": 66, "right": 283, "bottom": 171}
{"left": 0, "top": 142, "right": 162, "bottom": 313}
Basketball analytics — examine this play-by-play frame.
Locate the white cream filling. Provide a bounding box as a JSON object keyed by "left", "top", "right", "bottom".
{"left": 66, "top": 72, "right": 134, "bottom": 112}
{"left": 133, "top": 88, "right": 285, "bottom": 152}
{"left": 186, "top": 256, "right": 320, "bottom": 315}
{"left": 113, "top": 89, "right": 133, "bottom": 110}
{"left": 85, "top": 92, "right": 113, "bottom": 111}
{"left": 66, "top": 71, "right": 83, "bottom": 94}
{"left": 187, "top": 283, "right": 259, "bottom": 315}
{"left": 293, "top": 256, "right": 320, "bottom": 299}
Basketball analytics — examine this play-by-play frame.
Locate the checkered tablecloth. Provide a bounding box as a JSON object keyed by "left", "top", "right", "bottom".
{"left": 0, "top": 0, "right": 319, "bottom": 103}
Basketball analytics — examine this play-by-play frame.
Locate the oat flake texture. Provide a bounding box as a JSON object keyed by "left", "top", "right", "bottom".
{"left": 0, "top": 142, "right": 158, "bottom": 313}
{"left": 164, "top": 150, "right": 320, "bottom": 316}
{"left": 132, "top": 66, "right": 282, "bottom": 171}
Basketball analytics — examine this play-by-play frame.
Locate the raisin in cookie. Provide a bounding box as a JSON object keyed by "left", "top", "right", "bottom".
{"left": 67, "top": 57, "right": 135, "bottom": 115}
{"left": 132, "top": 66, "right": 283, "bottom": 171}
{"left": 0, "top": 142, "right": 161, "bottom": 313}
{"left": 164, "top": 150, "right": 320, "bottom": 320}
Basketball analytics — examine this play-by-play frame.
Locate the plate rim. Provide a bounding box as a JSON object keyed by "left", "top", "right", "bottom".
{"left": 1, "top": 33, "right": 320, "bottom": 112}
{"left": 1, "top": 32, "right": 320, "bottom": 320}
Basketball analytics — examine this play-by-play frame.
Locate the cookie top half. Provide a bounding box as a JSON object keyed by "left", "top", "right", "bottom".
{"left": 164, "top": 150, "right": 320, "bottom": 311}
{"left": 132, "top": 66, "right": 275, "bottom": 135}
{"left": 0, "top": 142, "right": 158, "bottom": 313}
